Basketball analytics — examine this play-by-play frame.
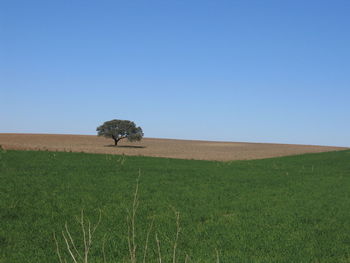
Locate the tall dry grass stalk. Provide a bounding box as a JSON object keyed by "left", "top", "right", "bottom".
{"left": 54, "top": 209, "right": 101, "bottom": 263}
{"left": 130, "top": 171, "right": 182, "bottom": 263}
{"left": 215, "top": 248, "right": 220, "bottom": 263}
{"left": 127, "top": 170, "right": 140, "bottom": 263}
{"left": 142, "top": 218, "right": 154, "bottom": 263}
{"left": 173, "top": 211, "right": 181, "bottom": 263}
{"left": 155, "top": 233, "right": 162, "bottom": 263}
{"left": 102, "top": 233, "right": 107, "bottom": 263}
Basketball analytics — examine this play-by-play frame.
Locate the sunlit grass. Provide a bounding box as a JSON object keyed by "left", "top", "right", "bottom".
{"left": 1, "top": 149, "right": 350, "bottom": 262}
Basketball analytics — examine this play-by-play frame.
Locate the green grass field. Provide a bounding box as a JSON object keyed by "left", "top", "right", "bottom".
{"left": 1, "top": 149, "right": 350, "bottom": 262}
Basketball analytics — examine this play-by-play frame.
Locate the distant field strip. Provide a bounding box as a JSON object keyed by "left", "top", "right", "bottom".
{"left": 0, "top": 133, "right": 347, "bottom": 161}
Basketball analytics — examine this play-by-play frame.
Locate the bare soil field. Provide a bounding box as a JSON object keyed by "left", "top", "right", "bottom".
{"left": 0, "top": 133, "right": 347, "bottom": 161}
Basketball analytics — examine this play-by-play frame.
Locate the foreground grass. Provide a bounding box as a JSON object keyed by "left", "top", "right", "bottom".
{"left": 1, "top": 149, "right": 350, "bottom": 262}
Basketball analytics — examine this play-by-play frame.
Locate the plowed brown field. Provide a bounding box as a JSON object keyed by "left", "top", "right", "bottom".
{"left": 0, "top": 133, "right": 347, "bottom": 161}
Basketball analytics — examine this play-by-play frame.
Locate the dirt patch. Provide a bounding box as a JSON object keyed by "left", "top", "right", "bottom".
{"left": 0, "top": 133, "right": 347, "bottom": 161}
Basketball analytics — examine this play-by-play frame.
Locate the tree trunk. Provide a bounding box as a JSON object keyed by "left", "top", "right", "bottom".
{"left": 113, "top": 136, "right": 126, "bottom": 146}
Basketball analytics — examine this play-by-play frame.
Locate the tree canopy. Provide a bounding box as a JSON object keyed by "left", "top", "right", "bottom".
{"left": 96, "top": 119, "right": 143, "bottom": 146}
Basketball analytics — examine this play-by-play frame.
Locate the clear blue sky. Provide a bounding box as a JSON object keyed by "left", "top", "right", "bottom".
{"left": 1, "top": 0, "right": 349, "bottom": 146}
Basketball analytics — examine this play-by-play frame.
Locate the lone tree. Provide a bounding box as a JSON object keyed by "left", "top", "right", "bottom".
{"left": 96, "top": 119, "right": 144, "bottom": 146}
